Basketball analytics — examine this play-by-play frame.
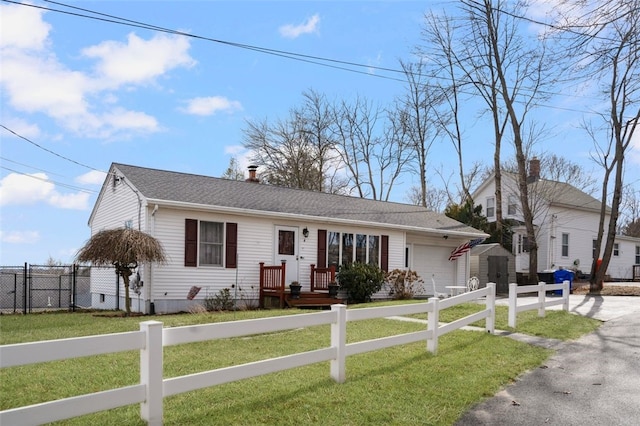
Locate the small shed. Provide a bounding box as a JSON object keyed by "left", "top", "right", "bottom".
{"left": 469, "top": 243, "right": 516, "bottom": 294}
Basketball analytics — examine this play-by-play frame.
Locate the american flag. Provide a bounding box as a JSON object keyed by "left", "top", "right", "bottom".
{"left": 448, "top": 238, "right": 485, "bottom": 261}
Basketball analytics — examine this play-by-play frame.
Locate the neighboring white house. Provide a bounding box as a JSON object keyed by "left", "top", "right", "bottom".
{"left": 86, "top": 163, "right": 488, "bottom": 314}
{"left": 472, "top": 158, "right": 640, "bottom": 281}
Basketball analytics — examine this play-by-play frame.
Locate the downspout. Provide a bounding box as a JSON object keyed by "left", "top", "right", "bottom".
{"left": 149, "top": 204, "right": 159, "bottom": 315}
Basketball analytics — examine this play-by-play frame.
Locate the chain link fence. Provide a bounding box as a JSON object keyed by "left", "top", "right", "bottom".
{"left": 1, "top": 264, "right": 98, "bottom": 314}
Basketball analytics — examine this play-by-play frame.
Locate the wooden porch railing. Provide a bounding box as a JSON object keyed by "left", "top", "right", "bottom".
{"left": 259, "top": 261, "right": 286, "bottom": 308}
{"left": 310, "top": 264, "right": 336, "bottom": 292}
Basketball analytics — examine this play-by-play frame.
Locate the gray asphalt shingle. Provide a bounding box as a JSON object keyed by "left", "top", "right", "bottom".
{"left": 113, "top": 163, "right": 484, "bottom": 235}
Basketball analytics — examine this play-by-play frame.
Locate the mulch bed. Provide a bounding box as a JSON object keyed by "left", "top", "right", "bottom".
{"left": 572, "top": 283, "right": 640, "bottom": 296}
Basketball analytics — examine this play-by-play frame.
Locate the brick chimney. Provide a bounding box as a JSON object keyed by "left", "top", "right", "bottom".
{"left": 528, "top": 157, "right": 540, "bottom": 183}
{"left": 246, "top": 165, "right": 260, "bottom": 183}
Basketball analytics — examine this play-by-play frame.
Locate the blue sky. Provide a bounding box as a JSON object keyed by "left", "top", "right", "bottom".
{"left": 1, "top": 0, "right": 639, "bottom": 266}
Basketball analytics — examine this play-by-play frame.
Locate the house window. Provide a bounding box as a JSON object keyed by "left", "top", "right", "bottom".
{"left": 328, "top": 232, "right": 340, "bottom": 267}
{"left": 613, "top": 243, "right": 619, "bottom": 257}
{"left": 593, "top": 240, "right": 598, "bottom": 259}
{"left": 200, "top": 221, "right": 224, "bottom": 266}
{"left": 561, "top": 233, "right": 569, "bottom": 257}
{"left": 507, "top": 195, "right": 517, "bottom": 215}
{"left": 369, "top": 235, "right": 379, "bottom": 265}
{"left": 325, "top": 231, "right": 381, "bottom": 267}
{"left": 636, "top": 246, "right": 640, "bottom": 264}
{"left": 517, "top": 234, "right": 530, "bottom": 254}
{"left": 486, "top": 197, "right": 495, "bottom": 218}
{"left": 356, "top": 234, "right": 367, "bottom": 263}
{"left": 278, "top": 230, "right": 295, "bottom": 256}
{"left": 184, "top": 219, "right": 237, "bottom": 268}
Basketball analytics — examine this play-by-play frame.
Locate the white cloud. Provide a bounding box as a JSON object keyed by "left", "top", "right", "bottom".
{"left": 0, "top": 4, "right": 195, "bottom": 140}
{"left": 82, "top": 32, "right": 196, "bottom": 88}
{"left": 0, "top": 230, "right": 40, "bottom": 244}
{"left": 279, "top": 14, "right": 320, "bottom": 39}
{"left": 0, "top": 173, "right": 89, "bottom": 210}
{"left": 2, "top": 117, "right": 41, "bottom": 139}
{"left": 76, "top": 170, "right": 108, "bottom": 185}
{"left": 102, "top": 108, "right": 159, "bottom": 133}
{"left": 0, "top": 3, "right": 50, "bottom": 51}
{"left": 182, "top": 96, "right": 243, "bottom": 116}
{"left": 48, "top": 191, "right": 91, "bottom": 210}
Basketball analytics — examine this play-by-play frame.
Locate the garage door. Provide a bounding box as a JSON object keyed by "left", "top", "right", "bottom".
{"left": 412, "top": 244, "right": 456, "bottom": 296}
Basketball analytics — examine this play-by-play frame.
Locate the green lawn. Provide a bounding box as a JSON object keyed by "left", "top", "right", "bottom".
{"left": 0, "top": 302, "right": 601, "bottom": 425}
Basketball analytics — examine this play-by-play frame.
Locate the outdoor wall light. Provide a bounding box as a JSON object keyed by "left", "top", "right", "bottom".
{"left": 443, "top": 235, "right": 449, "bottom": 239}
{"left": 302, "top": 227, "right": 310, "bottom": 238}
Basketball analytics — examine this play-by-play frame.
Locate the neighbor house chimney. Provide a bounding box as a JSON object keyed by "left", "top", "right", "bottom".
{"left": 246, "top": 165, "right": 260, "bottom": 183}
{"left": 528, "top": 157, "right": 540, "bottom": 183}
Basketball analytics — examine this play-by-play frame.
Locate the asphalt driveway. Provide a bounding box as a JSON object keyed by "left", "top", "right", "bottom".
{"left": 456, "top": 295, "right": 640, "bottom": 425}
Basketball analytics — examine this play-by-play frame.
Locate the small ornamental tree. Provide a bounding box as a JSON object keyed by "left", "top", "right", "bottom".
{"left": 336, "top": 262, "right": 385, "bottom": 303}
{"left": 75, "top": 228, "right": 166, "bottom": 316}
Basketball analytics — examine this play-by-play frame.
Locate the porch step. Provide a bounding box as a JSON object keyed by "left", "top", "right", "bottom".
{"left": 286, "top": 296, "right": 343, "bottom": 308}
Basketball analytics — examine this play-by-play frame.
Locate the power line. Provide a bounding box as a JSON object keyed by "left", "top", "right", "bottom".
{"left": 1, "top": 124, "right": 104, "bottom": 172}
{"left": 3, "top": 0, "right": 408, "bottom": 84}
{"left": 0, "top": 166, "right": 98, "bottom": 194}
{"left": 0, "top": 156, "right": 67, "bottom": 178}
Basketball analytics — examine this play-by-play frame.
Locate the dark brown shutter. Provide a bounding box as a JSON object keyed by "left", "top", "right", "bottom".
{"left": 381, "top": 235, "right": 389, "bottom": 272}
{"left": 225, "top": 222, "right": 238, "bottom": 269}
{"left": 185, "top": 219, "right": 198, "bottom": 267}
{"left": 317, "top": 229, "right": 327, "bottom": 268}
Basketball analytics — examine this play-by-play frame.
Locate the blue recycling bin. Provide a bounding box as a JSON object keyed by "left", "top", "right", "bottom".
{"left": 553, "top": 269, "right": 574, "bottom": 295}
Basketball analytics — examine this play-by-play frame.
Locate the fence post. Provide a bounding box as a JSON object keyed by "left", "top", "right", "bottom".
{"left": 140, "top": 321, "right": 163, "bottom": 425}
{"left": 427, "top": 297, "right": 439, "bottom": 354}
{"left": 562, "top": 280, "right": 570, "bottom": 312}
{"left": 330, "top": 304, "right": 346, "bottom": 383}
{"left": 537, "top": 282, "right": 546, "bottom": 317}
{"left": 508, "top": 283, "right": 517, "bottom": 328}
{"left": 485, "top": 283, "right": 496, "bottom": 334}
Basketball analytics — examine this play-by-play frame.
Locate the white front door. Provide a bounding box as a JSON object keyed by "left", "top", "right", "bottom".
{"left": 275, "top": 226, "right": 299, "bottom": 284}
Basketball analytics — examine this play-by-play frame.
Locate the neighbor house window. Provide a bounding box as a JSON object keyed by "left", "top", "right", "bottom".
{"left": 517, "top": 234, "right": 530, "bottom": 254}
{"left": 184, "top": 219, "right": 237, "bottom": 268}
{"left": 342, "top": 233, "right": 354, "bottom": 265}
{"left": 486, "top": 197, "right": 495, "bottom": 218}
{"left": 613, "top": 243, "right": 619, "bottom": 257}
{"left": 561, "top": 233, "right": 569, "bottom": 257}
{"left": 200, "top": 221, "right": 224, "bottom": 266}
{"left": 636, "top": 246, "right": 640, "bottom": 264}
{"left": 507, "top": 195, "right": 517, "bottom": 215}
{"left": 593, "top": 240, "right": 598, "bottom": 259}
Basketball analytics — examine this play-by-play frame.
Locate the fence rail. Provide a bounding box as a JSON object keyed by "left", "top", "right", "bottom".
{"left": 508, "top": 281, "right": 570, "bottom": 328}
{"left": 1, "top": 283, "right": 495, "bottom": 426}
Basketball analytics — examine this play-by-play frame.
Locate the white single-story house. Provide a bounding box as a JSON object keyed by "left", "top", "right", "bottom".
{"left": 87, "top": 163, "right": 488, "bottom": 314}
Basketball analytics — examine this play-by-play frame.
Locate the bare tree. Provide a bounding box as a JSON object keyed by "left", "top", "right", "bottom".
{"left": 552, "top": 0, "right": 640, "bottom": 290}
{"left": 332, "top": 96, "right": 410, "bottom": 201}
{"left": 391, "top": 60, "right": 443, "bottom": 207}
{"left": 243, "top": 89, "right": 341, "bottom": 192}
{"left": 461, "top": 0, "right": 555, "bottom": 283}
{"left": 418, "top": 13, "right": 472, "bottom": 203}
{"left": 221, "top": 156, "right": 245, "bottom": 181}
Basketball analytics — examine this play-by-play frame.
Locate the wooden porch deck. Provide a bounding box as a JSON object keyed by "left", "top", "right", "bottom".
{"left": 259, "top": 262, "right": 342, "bottom": 309}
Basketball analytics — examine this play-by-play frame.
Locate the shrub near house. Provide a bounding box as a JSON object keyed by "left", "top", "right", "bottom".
{"left": 336, "top": 262, "right": 385, "bottom": 303}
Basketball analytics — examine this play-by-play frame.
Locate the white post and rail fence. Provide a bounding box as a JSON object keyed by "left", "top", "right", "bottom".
{"left": 1, "top": 281, "right": 568, "bottom": 425}
{"left": 508, "top": 280, "right": 570, "bottom": 328}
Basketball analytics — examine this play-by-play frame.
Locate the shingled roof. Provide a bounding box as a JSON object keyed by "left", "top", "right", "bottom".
{"left": 110, "top": 163, "right": 485, "bottom": 237}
